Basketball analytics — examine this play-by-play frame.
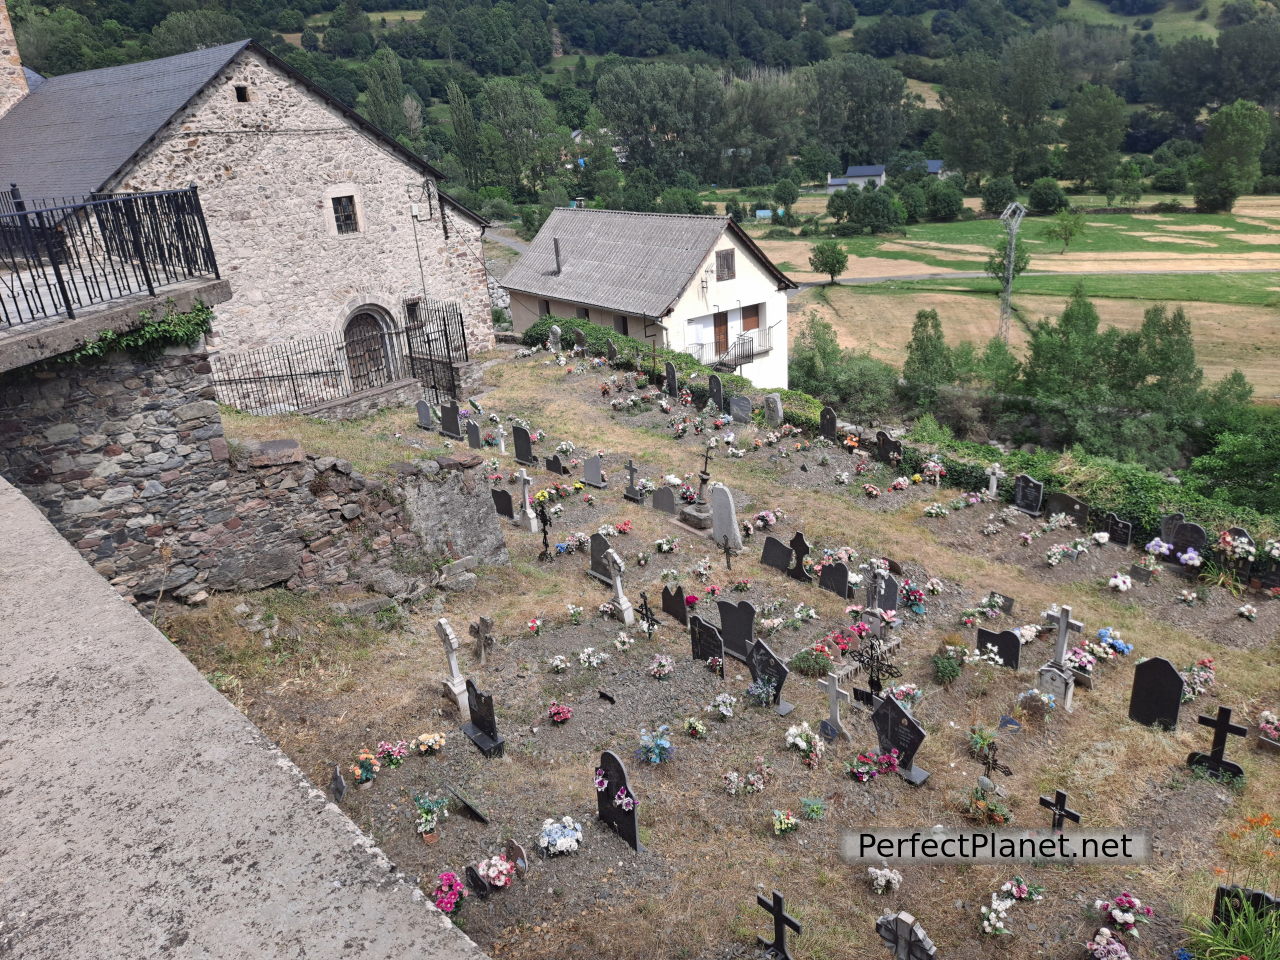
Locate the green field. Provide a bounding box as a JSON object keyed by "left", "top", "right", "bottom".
{"left": 304, "top": 8, "right": 426, "bottom": 28}
{"left": 867, "top": 271, "right": 1280, "bottom": 306}
{"left": 1057, "top": 0, "right": 1223, "bottom": 42}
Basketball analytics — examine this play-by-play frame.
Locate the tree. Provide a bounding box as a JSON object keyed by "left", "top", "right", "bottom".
{"left": 806, "top": 55, "right": 915, "bottom": 169}
{"left": 924, "top": 180, "right": 963, "bottom": 221}
{"left": 1117, "top": 162, "right": 1145, "bottom": 205}
{"left": 998, "top": 34, "right": 1062, "bottom": 183}
{"left": 478, "top": 79, "right": 570, "bottom": 197}
{"left": 1194, "top": 99, "right": 1270, "bottom": 212}
{"left": 1061, "top": 83, "right": 1128, "bottom": 188}
{"left": 902, "top": 309, "right": 955, "bottom": 406}
{"left": 448, "top": 81, "right": 484, "bottom": 191}
{"left": 301, "top": 27, "right": 319, "bottom": 51}
{"left": 277, "top": 9, "right": 306, "bottom": 32}
{"left": 1042, "top": 210, "right": 1086, "bottom": 253}
{"left": 826, "top": 188, "right": 856, "bottom": 223}
{"left": 402, "top": 94, "right": 423, "bottom": 138}
{"left": 898, "top": 183, "right": 926, "bottom": 223}
{"left": 984, "top": 235, "right": 1031, "bottom": 283}
{"left": 852, "top": 187, "right": 902, "bottom": 233}
{"left": 937, "top": 52, "right": 1004, "bottom": 183}
{"left": 773, "top": 178, "right": 800, "bottom": 219}
{"left": 788, "top": 313, "right": 900, "bottom": 421}
{"left": 150, "top": 9, "right": 245, "bottom": 57}
{"left": 1027, "top": 177, "right": 1068, "bottom": 214}
{"left": 1188, "top": 417, "right": 1280, "bottom": 515}
{"left": 362, "top": 48, "right": 406, "bottom": 138}
{"left": 809, "top": 240, "right": 849, "bottom": 284}
{"left": 1135, "top": 304, "right": 1203, "bottom": 413}
{"left": 980, "top": 175, "right": 1017, "bottom": 215}
{"left": 656, "top": 188, "right": 709, "bottom": 214}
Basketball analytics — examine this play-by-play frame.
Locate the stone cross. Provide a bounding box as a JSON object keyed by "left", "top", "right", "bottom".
{"left": 497, "top": 425, "right": 507, "bottom": 455}
{"left": 516, "top": 468, "right": 538, "bottom": 532}
{"left": 468, "top": 616, "right": 497, "bottom": 666}
{"left": 623, "top": 458, "right": 643, "bottom": 503}
{"left": 605, "top": 547, "right": 635, "bottom": 626}
{"left": 818, "top": 669, "right": 853, "bottom": 742}
{"left": 978, "top": 740, "right": 1012, "bottom": 780}
{"left": 1039, "top": 789, "right": 1081, "bottom": 831}
{"left": 986, "top": 462, "right": 1007, "bottom": 498}
{"left": 1046, "top": 605, "right": 1083, "bottom": 667}
{"left": 756, "top": 890, "right": 802, "bottom": 960}
{"left": 436, "top": 617, "right": 469, "bottom": 720}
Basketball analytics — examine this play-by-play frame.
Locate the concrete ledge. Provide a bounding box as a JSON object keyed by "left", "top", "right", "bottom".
{"left": 0, "top": 277, "right": 233, "bottom": 374}
{"left": 0, "top": 477, "right": 487, "bottom": 960}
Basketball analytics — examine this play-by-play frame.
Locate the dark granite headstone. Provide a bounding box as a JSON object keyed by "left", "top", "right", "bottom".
{"left": 1012, "top": 474, "right": 1044, "bottom": 515}
{"left": 1129, "top": 564, "right": 1153, "bottom": 585}
{"left": 1128, "top": 656, "right": 1183, "bottom": 729}
{"left": 1160, "top": 512, "right": 1185, "bottom": 543}
{"left": 329, "top": 763, "right": 346, "bottom": 802}
{"left": 415, "top": 399, "right": 437, "bottom": 430}
{"left": 871, "top": 696, "right": 928, "bottom": 785}
{"left": 787, "top": 532, "right": 813, "bottom": 584}
{"left": 820, "top": 406, "right": 837, "bottom": 443}
{"left": 589, "top": 532, "right": 612, "bottom": 586}
{"left": 1213, "top": 885, "right": 1280, "bottom": 927}
{"left": 818, "top": 561, "right": 854, "bottom": 600}
{"left": 716, "top": 599, "right": 756, "bottom": 662}
{"left": 439, "top": 401, "right": 463, "bottom": 440}
{"left": 596, "top": 749, "right": 643, "bottom": 852}
{"left": 465, "top": 419, "right": 482, "bottom": 450}
{"left": 987, "top": 591, "right": 1015, "bottom": 615}
{"left": 583, "top": 454, "right": 607, "bottom": 489}
{"left": 869, "top": 573, "right": 901, "bottom": 612}
{"left": 445, "top": 781, "right": 490, "bottom": 823}
{"left": 747, "top": 639, "right": 793, "bottom": 716}
{"left": 708, "top": 374, "right": 725, "bottom": 413}
{"left": 1171, "top": 521, "right": 1209, "bottom": 558}
{"left": 876, "top": 911, "right": 937, "bottom": 960}
{"left": 884, "top": 557, "right": 904, "bottom": 577}
{"left": 664, "top": 360, "right": 679, "bottom": 397}
{"left": 651, "top": 486, "right": 678, "bottom": 514}
{"left": 729, "top": 395, "right": 752, "bottom": 424}
{"left": 545, "top": 453, "right": 570, "bottom": 476}
{"left": 978, "top": 627, "right": 1021, "bottom": 670}
{"left": 491, "top": 488, "right": 514, "bottom": 519}
{"left": 661, "top": 584, "right": 688, "bottom": 626}
{"left": 1044, "top": 492, "right": 1089, "bottom": 529}
{"left": 759, "top": 535, "right": 792, "bottom": 574}
{"left": 461, "top": 679, "right": 505, "bottom": 758}
{"left": 690, "top": 615, "right": 725, "bottom": 674}
{"left": 1104, "top": 512, "right": 1134, "bottom": 547}
{"left": 875, "top": 430, "right": 902, "bottom": 464}
{"left": 465, "top": 865, "right": 492, "bottom": 898}
{"left": 513, "top": 425, "right": 536, "bottom": 466}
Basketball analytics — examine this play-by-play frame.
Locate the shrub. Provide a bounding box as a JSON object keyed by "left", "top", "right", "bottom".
{"left": 932, "top": 653, "right": 963, "bottom": 685}
{"left": 980, "top": 175, "right": 1017, "bottom": 215}
{"left": 925, "top": 180, "right": 964, "bottom": 221}
{"left": 1027, "top": 177, "right": 1068, "bottom": 214}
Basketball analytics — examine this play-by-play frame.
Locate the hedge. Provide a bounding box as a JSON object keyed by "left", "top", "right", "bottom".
{"left": 520, "top": 315, "right": 1277, "bottom": 539}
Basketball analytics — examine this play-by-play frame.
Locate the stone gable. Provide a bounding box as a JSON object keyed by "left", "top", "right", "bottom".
{"left": 113, "top": 48, "right": 493, "bottom": 355}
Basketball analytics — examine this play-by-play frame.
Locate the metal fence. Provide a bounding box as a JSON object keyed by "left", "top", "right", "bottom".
{"left": 210, "top": 299, "right": 468, "bottom": 414}
{"left": 0, "top": 185, "right": 220, "bottom": 327}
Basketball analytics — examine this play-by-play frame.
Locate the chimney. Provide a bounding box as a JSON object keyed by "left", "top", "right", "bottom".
{"left": 0, "top": 0, "right": 28, "bottom": 121}
{"left": 552, "top": 237, "right": 562, "bottom": 276}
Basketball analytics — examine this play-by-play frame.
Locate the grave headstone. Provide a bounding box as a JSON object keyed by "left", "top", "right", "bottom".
{"left": 439, "top": 401, "right": 463, "bottom": 440}
{"left": 583, "top": 454, "right": 607, "bottom": 489}
{"left": 445, "top": 780, "right": 490, "bottom": 823}
{"left": 607, "top": 339, "right": 618, "bottom": 363}
{"left": 513, "top": 425, "right": 536, "bottom": 466}
{"left": 818, "top": 668, "right": 854, "bottom": 742}
{"left": 1044, "top": 492, "right": 1090, "bottom": 529}
{"left": 415, "top": 399, "right": 437, "bottom": 430}
{"left": 461, "top": 678, "right": 504, "bottom": 758}
{"left": 1012, "top": 474, "right": 1044, "bottom": 515}
{"left": 465, "top": 865, "right": 492, "bottom": 899}
{"left": 1160, "top": 512, "right": 1185, "bottom": 543}
{"left": 764, "top": 393, "right": 784, "bottom": 426}
{"left": 515, "top": 468, "right": 538, "bottom": 532}
{"left": 760, "top": 535, "right": 793, "bottom": 574}
{"left": 661, "top": 584, "right": 688, "bottom": 626}
{"left": 978, "top": 627, "right": 1021, "bottom": 670}
{"left": 664, "top": 360, "right": 679, "bottom": 397}
{"left": 588, "top": 532, "right": 613, "bottom": 586}
{"left": 875, "top": 430, "right": 903, "bottom": 465}
{"left": 1129, "top": 563, "right": 1153, "bottom": 585}
{"left": 689, "top": 615, "right": 725, "bottom": 674}
{"left": 1213, "top": 885, "right": 1280, "bottom": 927}
{"left": 469, "top": 615, "right": 497, "bottom": 666}
{"left": 1039, "top": 605, "right": 1082, "bottom": 713}
{"left": 871, "top": 696, "right": 929, "bottom": 785}
{"left": 787, "top": 532, "right": 813, "bottom": 584}
{"left": 1104, "top": 512, "right": 1134, "bottom": 547}
{"left": 868, "top": 572, "right": 901, "bottom": 613}
{"left": 605, "top": 547, "right": 635, "bottom": 626}
{"left": 436, "top": 618, "right": 469, "bottom": 720}
{"left": 504, "top": 839, "right": 529, "bottom": 878}
{"left": 1128, "top": 656, "right": 1183, "bottom": 729}
{"left": 884, "top": 558, "right": 904, "bottom": 577}
{"left": 491, "top": 487, "right": 514, "bottom": 520}
{"left": 710, "top": 483, "right": 743, "bottom": 553}
{"left": 595, "top": 749, "right": 643, "bottom": 852}
{"left": 1039, "top": 789, "right": 1081, "bottom": 831}
{"left": 747, "top": 639, "right": 794, "bottom": 716}
{"left": 497, "top": 425, "right": 508, "bottom": 455}
{"left": 756, "top": 890, "right": 802, "bottom": 960}
{"left": 818, "top": 561, "right": 855, "bottom": 600}
{"left": 573, "top": 328, "right": 587, "bottom": 352}
{"left": 876, "top": 912, "right": 936, "bottom": 960}
{"left": 708, "top": 374, "right": 724, "bottom": 413}
{"left": 465, "top": 419, "right": 482, "bottom": 450}
{"left": 987, "top": 591, "right": 1015, "bottom": 615}
{"left": 623, "top": 458, "right": 644, "bottom": 503}
{"left": 330, "top": 763, "right": 347, "bottom": 803}
{"left": 985, "top": 462, "right": 1007, "bottom": 498}
{"left": 548, "top": 324, "right": 561, "bottom": 348}
{"left": 820, "top": 406, "right": 838, "bottom": 443}
{"left": 1171, "top": 521, "right": 1209, "bottom": 558}
{"left": 1187, "top": 705, "right": 1247, "bottom": 780}
{"left": 729, "top": 395, "right": 752, "bottom": 424}
{"left": 545, "top": 453, "right": 570, "bottom": 476}
{"left": 716, "top": 599, "right": 756, "bottom": 662}
{"left": 651, "top": 486, "right": 678, "bottom": 514}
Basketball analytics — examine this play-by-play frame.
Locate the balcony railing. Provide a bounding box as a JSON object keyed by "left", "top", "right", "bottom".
{"left": 0, "top": 185, "right": 220, "bottom": 328}
{"left": 684, "top": 319, "right": 771, "bottom": 369}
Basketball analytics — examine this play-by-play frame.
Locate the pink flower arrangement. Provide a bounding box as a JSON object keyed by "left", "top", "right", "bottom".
{"left": 706, "top": 584, "right": 721, "bottom": 596}
{"left": 432, "top": 872, "right": 468, "bottom": 915}
{"left": 863, "top": 483, "right": 881, "bottom": 498}
{"left": 476, "top": 854, "right": 516, "bottom": 889}
{"left": 617, "top": 519, "right": 633, "bottom": 534}
{"left": 548, "top": 701, "right": 573, "bottom": 724}
{"left": 685, "top": 594, "right": 700, "bottom": 608}
{"left": 1094, "top": 892, "right": 1153, "bottom": 935}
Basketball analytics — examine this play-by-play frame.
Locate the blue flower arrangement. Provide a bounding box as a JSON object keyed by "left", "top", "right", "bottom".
{"left": 1097, "top": 627, "right": 1132, "bottom": 656}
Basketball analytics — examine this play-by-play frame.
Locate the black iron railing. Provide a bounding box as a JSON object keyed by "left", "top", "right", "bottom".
{"left": 0, "top": 185, "right": 220, "bottom": 328}
{"left": 210, "top": 299, "right": 468, "bottom": 414}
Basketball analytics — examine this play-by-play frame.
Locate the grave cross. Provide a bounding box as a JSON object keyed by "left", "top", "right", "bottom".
{"left": 1046, "top": 605, "right": 1084, "bottom": 666}
{"left": 638, "top": 592, "right": 658, "bottom": 642}
{"left": 1039, "top": 789, "right": 1081, "bottom": 832}
{"left": 624, "top": 458, "right": 643, "bottom": 503}
{"left": 516, "top": 468, "right": 538, "bottom": 532}
{"left": 1188, "top": 705, "right": 1248, "bottom": 780}
{"left": 722, "top": 535, "right": 734, "bottom": 572}
{"left": 787, "top": 531, "right": 812, "bottom": 583}
{"left": 436, "top": 618, "right": 469, "bottom": 720}
{"left": 985, "top": 462, "right": 1007, "bottom": 498}
{"left": 876, "top": 911, "right": 936, "bottom": 960}
{"left": 468, "top": 616, "right": 497, "bottom": 666}
{"left": 818, "top": 670, "right": 853, "bottom": 742}
{"left": 851, "top": 635, "right": 900, "bottom": 696}
{"left": 536, "top": 501, "right": 553, "bottom": 562}
{"left": 978, "top": 740, "right": 1012, "bottom": 779}
{"left": 756, "top": 889, "right": 802, "bottom": 960}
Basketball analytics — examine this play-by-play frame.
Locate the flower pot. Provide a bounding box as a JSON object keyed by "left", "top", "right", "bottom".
{"left": 1070, "top": 668, "right": 1094, "bottom": 690}
{"left": 357, "top": 779, "right": 373, "bottom": 790}
{"left": 1256, "top": 730, "right": 1280, "bottom": 755}
{"left": 421, "top": 831, "right": 439, "bottom": 845}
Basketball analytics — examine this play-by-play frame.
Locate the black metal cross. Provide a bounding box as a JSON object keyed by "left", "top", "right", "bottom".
{"left": 851, "top": 636, "right": 900, "bottom": 696}
{"left": 701, "top": 443, "right": 714, "bottom": 476}
{"left": 536, "top": 501, "right": 552, "bottom": 562}
{"left": 1188, "top": 705, "right": 1248, "bottom": 779}
{"left": 722, "top": 534, "right": 733, "bottom": 571}
{"left": 979, "top": 741, "right": 1012, "bottom": 779}
{"left": 638, "top": 592, "right": 657, "bottom": 642}
{"left": 1039, "top": 789, "right": 1081, "bottom": 831}
{"left": 756, "top": 889, "right": 801, "bottom": 960}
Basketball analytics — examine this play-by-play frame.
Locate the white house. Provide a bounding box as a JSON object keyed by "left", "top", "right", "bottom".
{"left": 826, "top": 159, "right": 946, "bottom": 193}
{"left": 502, "top": 208, "right": 795, "bottom": 388}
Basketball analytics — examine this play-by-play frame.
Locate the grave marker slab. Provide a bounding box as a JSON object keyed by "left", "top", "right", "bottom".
{"left": 1128, "top": 656, "right": 1183, "bottom": 729}
{"left": 708, "top": 374, "right": 724, "bottom": 413}
{"left": 876, "top": 912, "right": 936, "bottom": 960}
{"left": 871, "top": 696, "right": 929, "bottom": 785}
{"left": 1160, "top": 512, "right": 1185, "bottom": 542}
{"left": 605, "top": 547, "right": 635, "bottom": 626}
{"left": 588, "top": 532, "right": 613, "bottom": 586}
{"left": 1213, "top": 885, "right": 1280, "bottom": 927}
{"left": 623, "top": 458, "right": 644, "bottom": 503}
{"left": 465, "top": 865, "right": 492, "bottom": 899}
{"left": 818, "top": 561, "right": 855, "bottom": 600}
{"left": 985, "top": 462, "right": 1007, "bottom": 498}
{"left": 1012, "top": 474, "right": 1044, "bottom": 515}
{"left": 764, "top": 393, "right": 784, "bottom": 426}
{"left": 1171, "top": 521, "right": 1209, "bottom": 559}
{"left": 439, "top": 401, "right": 463, "bottom": 440}
{"left": 818, "top": 669, "right": 854, "bottom": 742}
{"left": 651, "top": 486, "right": 678, "bottom": 514}
{"left": 583, "top": 454, "right": 607, "bottom": 489}
{"left": 820, "top": 406, "right": 838, "bottom": 443}
{"left": 596, "top": 750, "right": 643, "bottom": 852}
{"left": 545, "top": 453, "right": 570, "bottom": 476}
{"left": 716, "top": 599, "right": 756, "bottom": 662}
{"left": 760, "top": 535, "right": 793, "bottom": 574}
{"left": 977, "top": 627, "right": 1021, "bottom": 670}
{"left": 729, "top": 395, "right": 752, "bottom": 424}
{"left": 415, "top": 399, "right": 437, "bottom": 430}
{"left": 607, "top": 339, "right": 618, "bottom": 363}
{"left": 461, "top": 678, "right": 504, "bottom": 758}
{"left": 987, "top": 591, "right": 1015, "bottom": 615}
{"left": 514, "top": 468, "right": 538, "bottom": 532}
{"left": 573, "top": 328, "right": 587, "bottom": 351}
{"left": 491, "top": 488, "right": 514, "bottom": 520}
{"left": 1044, "top": 491, "right": 1089, "bottom": 529}
{"left": 1105, "top": 512, "right": 1134, "bottom": 547}
{"left": 661, "top": 584, "right": 688, "bottom": 626}
{"left": 513, "top": 425, "right": 536, "bottom": 466}
{"left": 689, "top": 615, "right": 725, "bottom": 674}
{"left": 787, "top": 532, "right": 813, "bottom": 584}
{"left": 465, "top": 419, "right": 482, "bottom": 450}
{"left": 1129, "top": 563, "right": 1153, "bottom": 585}
{"left": 437, "top": 618, "right": 469, "bottom": 720}
{"left": 330, "top": 763, "right": 346, "bottom": 803}
{"left": 710, "top": 483, "right": 742, "bottom": 553}
{"left": 664, "top": 360, "right": 679, "bottom": 397}
{"left": 548, "top": 324, "right": 561, "bottom": 347}
{"left": 747, "top": 639, "right": 794, "bottom": 715}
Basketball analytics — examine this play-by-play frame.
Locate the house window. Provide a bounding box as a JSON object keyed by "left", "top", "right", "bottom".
{"left": 742, "top": 303, "right": 760, "bottom": 332}
{"left": 576, "top": 307, "right": 589, "bottom": 320}
{"left": 331, "top": 195, "right": 359, "bottom": 235}
{"left": 540, "top": 299, "right": 552, "bottom": 317}
{"left": 715, "top": 249, "right": 735, "bottom": 281}
{"left": 234, "top": 85, "right": 250, "bottom": 103}
{"left": 404, "top": 298, "right": 422, "bottom": 328}
{"left": 614, "top": 315, "right": 627, "bottom": 335}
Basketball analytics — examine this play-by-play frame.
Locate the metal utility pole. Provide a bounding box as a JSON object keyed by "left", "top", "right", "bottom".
{"left": 998, "top": 201, "right": 1026, "bottom": 343}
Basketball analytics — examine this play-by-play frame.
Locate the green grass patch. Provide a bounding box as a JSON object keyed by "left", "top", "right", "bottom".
{"left": 866, "top": 272, "right": 1280, "bottom": 306}
{"left": 1058, "top": 0, "right": 1223, "bottom": 42}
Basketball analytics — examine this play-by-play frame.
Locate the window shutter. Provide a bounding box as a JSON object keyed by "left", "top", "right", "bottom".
{"left": 742, "top": 304, "right": 760, "bottom": 332}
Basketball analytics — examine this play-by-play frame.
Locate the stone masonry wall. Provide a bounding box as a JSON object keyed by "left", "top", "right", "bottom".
{"left": 0, "top": 0, "right": 29, "bottom": 121}
{"left": 0, "top": 347, "right": 506, "bottom": 604}
{"left": 112, "top": 47, "right": 493, "bottom": 357}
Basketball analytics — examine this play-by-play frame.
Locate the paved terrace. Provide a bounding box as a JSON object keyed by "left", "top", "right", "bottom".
{"left": 0, "top": 477, "right": 487, "bottom": 960}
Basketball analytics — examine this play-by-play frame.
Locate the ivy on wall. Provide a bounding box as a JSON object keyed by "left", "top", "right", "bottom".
{"left": 56, "top": 301, "right": 214, "bottom": 365}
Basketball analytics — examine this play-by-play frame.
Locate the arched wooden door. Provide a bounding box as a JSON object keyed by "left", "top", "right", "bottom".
{"left": 344, "top": 311, "right": 389, "bottom": 392}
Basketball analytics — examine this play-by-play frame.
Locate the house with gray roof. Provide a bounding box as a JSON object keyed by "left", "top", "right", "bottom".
{"left": 502, "top": 208, "right": 795, "bottom": 388}
{"left": 826, "top": 159, "right": 947, "bottom": 193}
{"left": 0, "top": 26, "right": 492, "bottom": 387}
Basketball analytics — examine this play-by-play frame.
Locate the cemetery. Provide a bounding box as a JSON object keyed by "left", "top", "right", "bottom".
{"left": 165, "top": 333, "right": 1279, "bottom": 960}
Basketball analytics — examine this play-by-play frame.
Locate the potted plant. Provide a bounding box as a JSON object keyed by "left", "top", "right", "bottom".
{"left": 548, "top": 701, "right": 574, "bottom": 725}
{"left": 412, "top": 732, "right": 446, "bottom": 757}
{"left": 537, "top": 816, "right": 583, "bottom": 856}
{"left": 431, "top": 872, "right": 468, "bottom": 916}
{"left": 414, "top": 793, "right": 450, "bottom": 843}
{"left": 350, "top": 749, "right": 379, "bottom": 789}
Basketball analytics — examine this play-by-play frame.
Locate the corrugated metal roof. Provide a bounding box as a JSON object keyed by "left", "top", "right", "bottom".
{"left": 500, "top": 208, "right": 734, "bottom": 318}
{"left": 0, "top": 41, "right": 251, "bottom": 203}
{"left": 844, "top": 165, "right": 886, "bottom": 177}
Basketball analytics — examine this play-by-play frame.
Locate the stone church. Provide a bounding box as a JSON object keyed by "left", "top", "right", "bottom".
{"left": 0, "top": 18, "right": 493, "bottom": 359}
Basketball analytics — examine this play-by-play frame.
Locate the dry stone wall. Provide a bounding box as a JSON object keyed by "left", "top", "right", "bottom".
{"left": 0, "top": 347, "right": 506, "bottom": 604}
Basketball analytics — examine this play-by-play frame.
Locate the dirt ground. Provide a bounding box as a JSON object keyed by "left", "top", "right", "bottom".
{"left": 168, "top": 355, "right": 1280, "bottom": 960}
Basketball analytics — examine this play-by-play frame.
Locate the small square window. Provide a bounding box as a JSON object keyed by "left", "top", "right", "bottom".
{"left": 715, "top": 249, "right": 735, "bottom": 281}
{"left": 404, "top": 299, "right": 422, "bottom": 328}
{"left": 576, "top": 307, "right": 589, "bottom": 320}
{"left": 331, "top": 195, "right": 359, "bottom": 235}
{"left": 234, "top": 85, "right": 249, "bottom": 103}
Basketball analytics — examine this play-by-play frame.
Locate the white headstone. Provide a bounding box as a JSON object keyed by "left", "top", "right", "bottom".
{"left": 710, "top": 483, "right": 742, "bottom": 553}
{"left": 605, "top": 548, "right": 635, "bottom": 626}
{"left": 986, "top": 462, "right": 1007, "bottom": 498}
{"left": 516, "top": 468, "right": 539, "bottom": 532}
{"left": 436, "top": 617, "right": 470, "bottom": 720}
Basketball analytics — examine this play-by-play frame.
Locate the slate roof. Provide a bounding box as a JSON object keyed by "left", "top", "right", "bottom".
{"left": 843, "top": 164, "right": 886, "bottom": 178}
{"left": 501, "top": 208, "right": 794, "bottom": 318}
